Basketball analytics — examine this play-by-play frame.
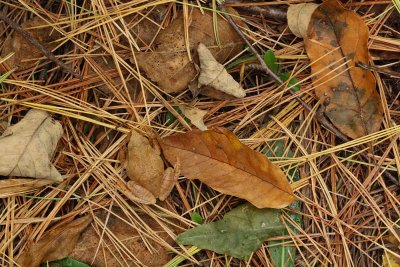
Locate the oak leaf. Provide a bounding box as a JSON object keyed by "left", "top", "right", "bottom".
{"left": 0, "top": 109, "right": 63, "bottom": 181}
{"left": 160, "top": 128, "right": 295, "bottom": 209}
{"left": 134, "top": 7, "right": 243, "bottom": 94}
{"left": 16, "top": 215, "right": 92, "bottom": 267}
{"left": 288, "top": 0, "right": 383, "bottom": 139}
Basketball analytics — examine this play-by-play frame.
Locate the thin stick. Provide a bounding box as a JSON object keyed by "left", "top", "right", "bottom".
{"left": 0, "top": 11, "right": 82, "bottom": 80}
{"left": 220, "top": 4, "right": 399, "bottom": 185}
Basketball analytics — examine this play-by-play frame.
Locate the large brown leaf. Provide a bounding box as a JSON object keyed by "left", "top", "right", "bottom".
{"left": 288, "top": 0, "right": 383, "bottom": 139}
{"left": 160, "top": 128, "right": 295, "bottom": 209}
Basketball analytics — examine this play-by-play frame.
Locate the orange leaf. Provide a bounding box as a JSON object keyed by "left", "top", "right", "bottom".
{"left": 160, "top": 128, "right": 295, "bottom": 208}
{"left": 289, "top": 0, "right": 383, "bottom": 139}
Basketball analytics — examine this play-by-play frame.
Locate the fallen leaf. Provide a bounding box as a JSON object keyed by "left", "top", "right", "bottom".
{"left": 1, "top": 16, "right": 62, "bottom": 71}
{"left": 0, "top": 178, "right": 52, "bottom": 197}
{"left": 197, "top": 43, "right": 246, "bottom": 98}
{"left": 179, "top": 105, "right": 208, "bottom": 131}
{"left": 0, "top": 109, "right": 63, "bottom": 181}
{"left": 126, "top": 130, "right": 165, "bottom": 204}
{"left": 70, "top": 209, "right": 175, "bottom": 266}
{"left": 134, "top": 7, "right": 243, "bottom": 94}
{"left": 176, "top": 203, "right": 286, "bottom": 260}
{"left": 160, "top": 128, "right": 295, "bottom": 209}
{"left": 287, "top": 0, "right": 383, "bottom": 139}
{"left": 16, "top": 216, "right": 92, "bottom": 267}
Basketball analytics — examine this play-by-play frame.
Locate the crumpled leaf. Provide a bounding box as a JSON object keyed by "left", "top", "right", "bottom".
{"left": 160, "top": 128, "right": 295, "bottom": 209}
{"left": 16, "top": 216, "right": 92, "bottom": 267}
{"left": 126, "top": 130, "right": 164, "bottom": 204}
{"left": 1, "top": 16, "right": 62, "bottom": 71}
{"left": 197, "top": 43, "right": 246, "bottom": 98}
{"left": 176, "top": 203, "right": 286, "bottom": 260}
{"left": 179, "top": 105, "right": 208, "bottom": 131}
{"left": 287, "top": 0, "right": 383, "bottom": 139}
{"left": 0, "top": 178, "right": 52, "bottom": 197}
{"left": 134, "top": 7, "right": 243, "bottom": 94}
{"left": 0, "top": 109, "right": 63, "bottom": 181}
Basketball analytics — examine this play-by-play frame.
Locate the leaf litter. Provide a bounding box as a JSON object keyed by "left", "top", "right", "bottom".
{"left": 0, "top": 1, "right": 399, "bottom": 266}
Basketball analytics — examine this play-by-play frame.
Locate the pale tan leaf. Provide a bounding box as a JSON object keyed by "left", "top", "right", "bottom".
{"left": 287, "top": 3, "right": 319, "bottom": 38}
{"left": 179, "top": 105, "right": 208, "bottom": 131}
{"left": 0, "top": 109, "right": 63, "bottom": 181}
{"left": 16, "top": 215, "right": 92, "bottom": 267}
{"left": 160, "top": 128, "right": 295, "bottom": 208}
{"left": 197, "top": 43, "right": 246, "bottom": 98}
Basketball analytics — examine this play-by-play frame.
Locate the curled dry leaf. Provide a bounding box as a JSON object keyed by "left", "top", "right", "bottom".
{"left": 197, "top": 43, "right": 246, "bottom": 98}
{"left": 287, "top": 0, "right": 383, "bottom": 139}
{"left": 179, "top": 105, "right": 208, "bottom": 131}
{"left": 134, "top": 7, "right": 243, "bottom": 94}
{"left": 1, "top": 16, "right": 62, "bottom": 71}
{"left": 160, "top": 128, "right": 295, "bottom": 209}
{"left": 0, "top": 178, "right": 52, "bottom": 197}
{"left": 0, "top": 109, "right": 63, "bottom": 181}
{"left": 16, "top": 215, "right": 92, "bottom": 267}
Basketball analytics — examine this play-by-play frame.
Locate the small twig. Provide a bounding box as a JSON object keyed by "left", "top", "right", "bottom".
{"left": 357, "top": 62, "right": 400, "bottom": 79}
{"left": 224, "top": 0, "right": 287, "bottom": 20}
{"left": 0, "top": 11, "right": 82, "bottom": 80}
{"left": 219, "top": 4, "right": 399, "bottom": 186}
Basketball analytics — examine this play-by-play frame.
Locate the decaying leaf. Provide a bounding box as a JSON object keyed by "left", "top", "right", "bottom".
{"left": 126, "top": 130, "right": 164, "bottom": 204}
{"left": 160, "top": 128, "right": 295, "bottom": 209}
{"left": 197, "top": 43, "right": 246, "bottom": 98}
{"left": 16, "top": 215, "right": 92, "bottom": 267}
{"left": 0, "top": 178, "right": 52, "bottom": 197}
{"left": 1, "top": 16, "right": 62, "bottom": 71}
{"left": 179, "top": 105, "right": 208, "bottom": 131}
{"left": 287, "top": 0, "right": 383, "bottom": 139}
{"left": 70, "top": 209, "right": 175, "bottom": 266}
{"left": 134, "top": 7, "right": 243, "bottom": 94}
{"left": 176, "top": 203, "right": 286, "bottom": 260}
{"left": 0, "top": 109, "right": 63, "bottom": 181}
